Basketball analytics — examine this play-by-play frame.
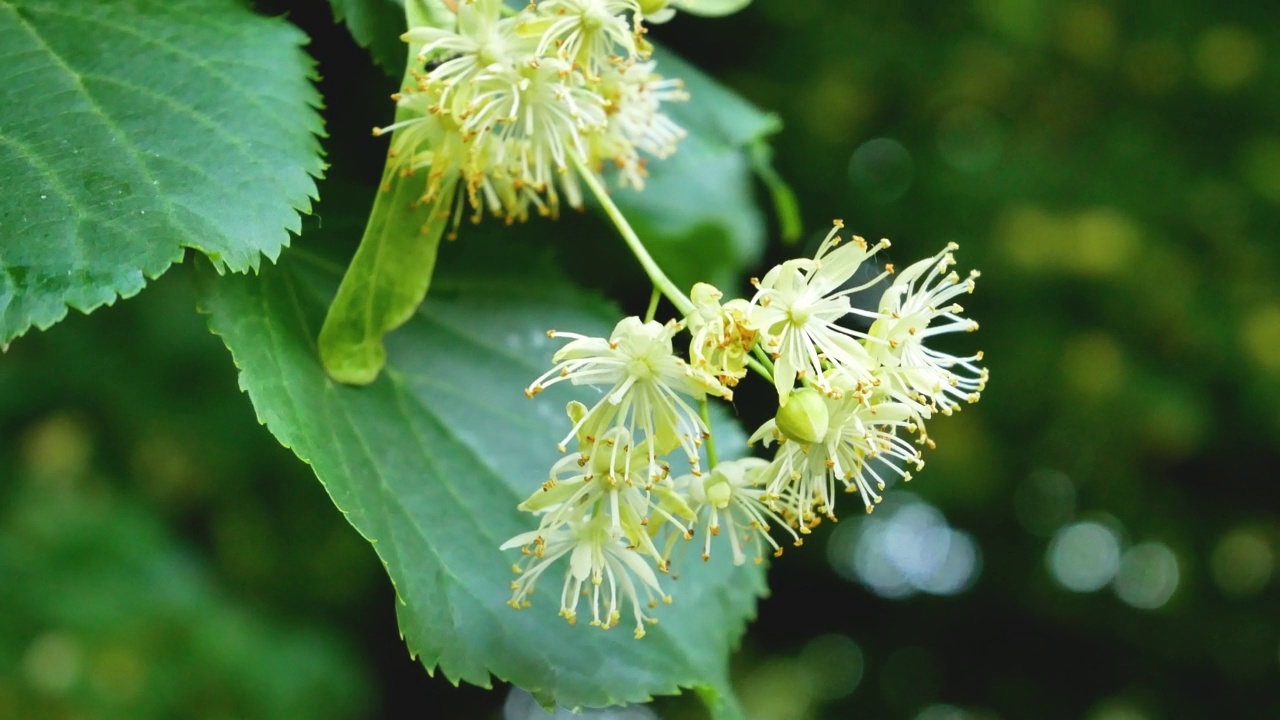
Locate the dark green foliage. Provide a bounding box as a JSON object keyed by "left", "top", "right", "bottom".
{"left": 0, "top": 0, "right": 324, "bottom": 344}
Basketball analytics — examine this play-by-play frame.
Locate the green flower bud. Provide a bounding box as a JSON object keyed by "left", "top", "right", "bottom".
{"left": 637, "top": 0, "right": 671, "bottom": 16}
{"left": 704, "top": 476, "right": 733, "bottom": 509}
{"left": 775, "top": 388, "right": 829, "bottom": 444}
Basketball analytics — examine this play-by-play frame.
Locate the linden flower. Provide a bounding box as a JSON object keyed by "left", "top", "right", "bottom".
{"left": 749, "top": 220, "right": 893, "bottom": 403}
{"left": 402, "top": 0, "right": 527, "bottom": 114}
{"left": 865, "top": 243, "right": 988, "bottom": 416}
{"left": 525, "top": 0, "right": 644, "bottom": 76}
{"left": 460, "top": 60, "right": 609, "bottom": 219}
{"left": 526, "top": 316, "right": 727, "bottom": 472}
{"left": 674, "top": 457, "right": 798, "bottom": 566}
{"left": 596, "top": 60, "right": 688, "bottom": 189}
{"left": 685, "top": 282, "right": 757, "bottom": 387}
{"left": 750, "top": 378, "right": 925, "bottom": 524}
{"left": 502, "top": 512, "right": 670, "bottom": 638}
{"left": 519, "top": 425, "right": 693, "bottom": 564}
{"left": 377, "top": 0, "right": 689, "bottom": 228}
{"left": 374, "top": 92, "right": 468, "bottom": 220}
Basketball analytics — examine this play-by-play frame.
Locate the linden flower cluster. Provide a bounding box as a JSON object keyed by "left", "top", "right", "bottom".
{"left": 375, "top": 0, "right": 689, "bottom": 228}
{"left": 502, "top": 221, "right": 988, "bottom": 637}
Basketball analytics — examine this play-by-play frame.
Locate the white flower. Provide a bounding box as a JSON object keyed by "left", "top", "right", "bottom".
{"left": 596, "top": 61, "right": 688, "bottom": 189}
{"left": 376, "top": 0, "right": 688, "bottom": 227}
{"left": 675, "top": 457, "right": 798, "bottom": 566}
{"left": 684, "top": 282, "right": 757, "bottom": 387}
{"left": 518, "top": 425, "right": 693, "bottom": 565}
{"left": 525, "top": 0, "right": 644, "bottom": 76}
{"left": 750, "top": 378, "right": 925, "bottom": 523}
{"left": 749, "top": 221, "right": 892, "bottom": 403}
{"left": 402, "top": 0, "right": 528, "bottom": 114}
{"left": 461, "top": 59, "right": 608, "bottom": 219}
{"left": 865, "top": 243, "right": 988, "bottom": 416}
{"left": 373, "top": 93, "right": 468, "bottom": 216}
{"left": 526, "top": 316, "right": 726, "bottom": 472}
{"left": 503, "top": 512, "right": 669, "bottom": 638}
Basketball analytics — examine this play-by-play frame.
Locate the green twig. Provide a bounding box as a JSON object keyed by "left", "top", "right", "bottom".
{"left": 574, "top": 156, "right": 695, "bottom": 316}
{"left": 644, "top": 286, "right": 661, "bottom": 323}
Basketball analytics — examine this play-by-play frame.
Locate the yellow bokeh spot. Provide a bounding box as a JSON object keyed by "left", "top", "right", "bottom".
{"left": 998, "top": 204, "right": 1073, "bottom": 271}
{"left": 1240, "top": 136, "right": 1280, "bottom": 203}
{"left": 1058, "top": 2, "right": 1117, "bottom": 65}
{"left": 975, "top": 0, "right": 1049, "bottom": 45}
{"left": 91, "top": 645, "right": 147, "bottom": 703}
{"left": 1073, "top": 207, "right": 1140, "bottom": 276}
{"left": 801, "top": 71, "right": 874, "bottom": 144}
{"left": 1195, "top": 26, "right": 1262, "bottom": 91}
{"left": 1061, "top": 332, "right": 1126, "bottom": 398}
{"left": 1210, "top": 526, "right": 1274, "bottom": 598}
{"left": 20, "top": 414, "right": 93, "bottom": 481}
{"left": 1241, "top": 304, "right": 1280, "bottom": 372}
{"left": 997, "top": 204, "right": 1140, "bottom": 277}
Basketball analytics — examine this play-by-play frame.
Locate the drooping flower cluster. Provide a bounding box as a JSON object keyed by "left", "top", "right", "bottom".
{"left": 503, "top": 220, "right": 988, "bottom": 636}
{"left": 376, "top": 0, "right": 689, "bottom": 228}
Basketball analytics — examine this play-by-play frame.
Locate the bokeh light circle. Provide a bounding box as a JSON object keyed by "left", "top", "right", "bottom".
{"left": 1113, "top": 542, "right": 1180, "bottom": 609}
{"left": 848, "top": 138, "right": 914, "bottom": 203}
{"left": 1047, "top": 521, "right": 1122, "bottom": 592}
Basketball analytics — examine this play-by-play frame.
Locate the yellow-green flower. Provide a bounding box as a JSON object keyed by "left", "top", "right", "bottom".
{"left": 867, "top": 243, "right": 988, "bottom": 416}
{"left": 750, "top": 376, "right": 925, "bottom": 523}
{"left": 675, "top": 457, "right": 798, "bottom": 565}
{"left": 749, "top": 221, "right": 892, "bottom": 403}
{"left": 502, "top": 512, "right": 669, "bottom": 638}
{"left": 527, "top": 316, "right": 726, "bottom": 473}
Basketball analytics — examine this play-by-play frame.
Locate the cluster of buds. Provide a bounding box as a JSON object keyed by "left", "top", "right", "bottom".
{"left": 503, "top": 221, "right": 988, "bottom": 637}
{"left": 376, "top": 0, "right": 690, "bottom": 229}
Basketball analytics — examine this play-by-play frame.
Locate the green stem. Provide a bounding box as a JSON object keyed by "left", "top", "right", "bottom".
{"left": 644, "top": 286, "right": 661, "bottom": 323}
{"left": 745, "top": 343, "right": 776, "bottom": 384}
{"left": 751, "top": 344, "right": 775, "bottom": 372}
{"left": 574, "top": 156, "right": 695, "bottom": 316}
{"left": 699, "top": 398, "right": 719, "bottom": 468}
{"left": 745, "top": 356, "right": 774, "bottom": 384}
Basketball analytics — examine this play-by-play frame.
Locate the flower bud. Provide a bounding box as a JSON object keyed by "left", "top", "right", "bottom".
{"left": 704, "top": 476, "right": 733, "bottom": 509}
{"left": 637, "top": 0, "right": 671, "bottom": 16}
{"left": 774, "top": 387, "right": 829, "bottom": 444}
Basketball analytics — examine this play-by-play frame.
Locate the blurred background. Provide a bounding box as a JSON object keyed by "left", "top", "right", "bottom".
{"left": 3, "top": 0, "right": 1279, "bottom": 718}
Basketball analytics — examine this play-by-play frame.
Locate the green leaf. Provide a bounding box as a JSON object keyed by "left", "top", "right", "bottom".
{"left": 327, "top": 0, "right": 406, "bottom": 73}
{"left": 197, "top": 240, "right": 764, "bottom": 715}
{"left": 609, "top": 45, "right": 791, "bottom": 293}
{"left": 330, "top": 0, "right": 461, "bottom": 73}
{"left": 0, "top": 0, "right": 324, "bottom": 345}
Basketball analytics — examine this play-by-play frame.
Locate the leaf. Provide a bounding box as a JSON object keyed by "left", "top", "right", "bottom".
{"left": 196, "top": 240, "right": 764, "bottom": 716}
{"left": 327, "top": 0, "right": 407, "bottom": 73}
{"left": 0, "top": 0, "right": 324, "bottom": 345}
{"left": 609, "top": 44, "right": 793, "bottom": 293}
{"left": 330, "top": 0, "right": 463, "bottom": 73}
